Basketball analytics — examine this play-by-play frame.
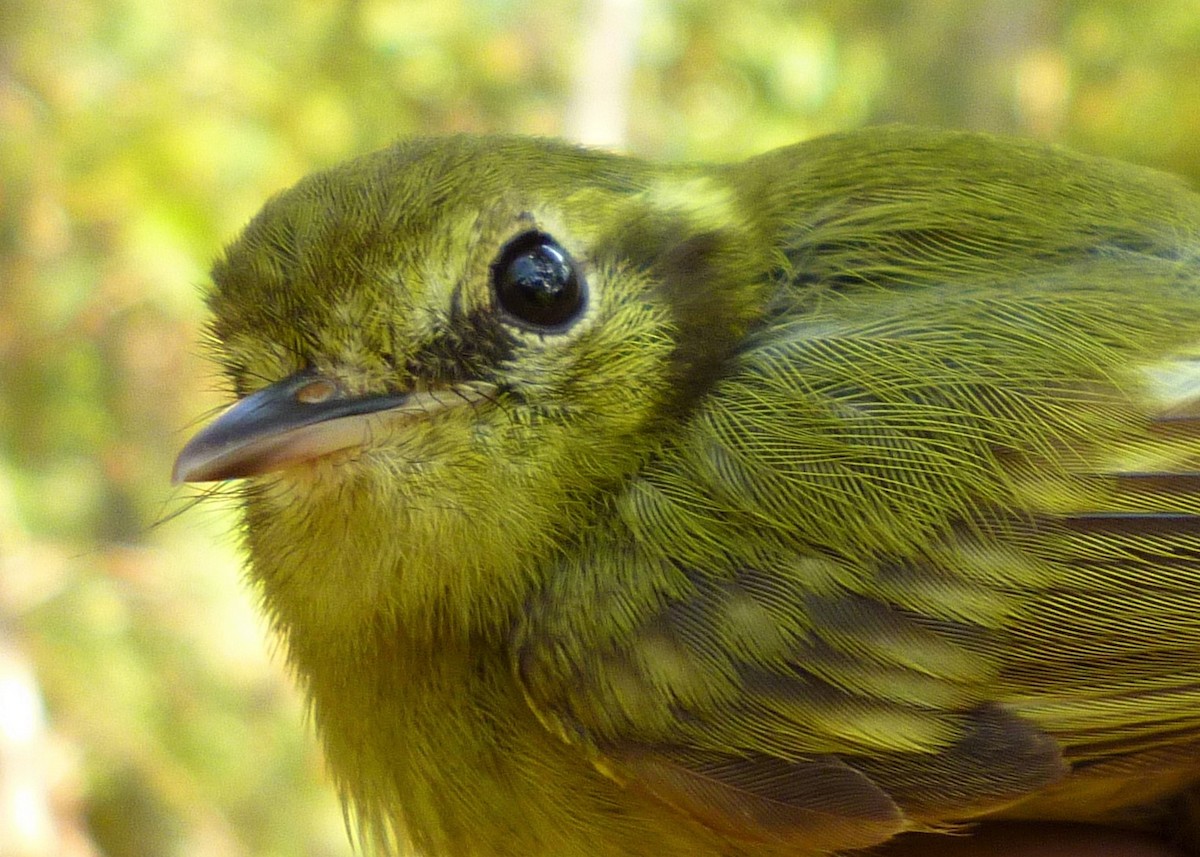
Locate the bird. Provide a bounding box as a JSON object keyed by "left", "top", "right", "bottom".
{"left": 174, "top": 125, "right": 1200, "bottom": 856}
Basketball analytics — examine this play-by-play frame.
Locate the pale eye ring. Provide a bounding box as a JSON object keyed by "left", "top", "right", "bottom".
{"left": 490, "top": 231, "right": 586, "bottom": 329}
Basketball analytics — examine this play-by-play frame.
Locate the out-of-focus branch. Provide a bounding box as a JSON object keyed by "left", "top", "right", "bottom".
{"left": 0, "top": 636, "right": 98, "bottom": 857}
{"left": 565, "top": 0, "right": 643, "bottom": 150}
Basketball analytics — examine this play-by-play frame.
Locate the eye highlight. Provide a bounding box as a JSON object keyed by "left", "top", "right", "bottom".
{"left": 491, "top": 231, "right": 586, "bottom": 329}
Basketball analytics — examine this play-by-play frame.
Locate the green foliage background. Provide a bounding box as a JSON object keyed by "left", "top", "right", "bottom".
{"left": 1, "top": 1, "right": 1199, "bottom": 854}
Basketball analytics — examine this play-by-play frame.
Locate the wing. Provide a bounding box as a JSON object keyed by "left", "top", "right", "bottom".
{"left": 516, "top": 140, "right": 1200, "bottom": 852}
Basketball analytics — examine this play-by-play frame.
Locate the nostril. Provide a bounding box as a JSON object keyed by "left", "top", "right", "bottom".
{"left": 295, "top": 378, "right": 339, "bottom": 404}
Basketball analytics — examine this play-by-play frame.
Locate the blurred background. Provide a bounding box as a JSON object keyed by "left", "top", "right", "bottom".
{"left": 2, "top": 1, "right": 1200, "bottom": 854}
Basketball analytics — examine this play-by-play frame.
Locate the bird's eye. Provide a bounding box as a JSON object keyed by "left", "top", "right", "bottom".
{"left": 491, "top": 232, "right": 585, "bottom": 329}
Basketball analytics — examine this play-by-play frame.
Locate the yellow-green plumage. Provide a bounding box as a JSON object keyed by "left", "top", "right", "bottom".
{"left": 177, "top": 126, "right": 1200, "bottom": 855}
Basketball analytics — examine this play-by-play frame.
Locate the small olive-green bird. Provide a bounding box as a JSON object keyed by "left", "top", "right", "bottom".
{"left": 175, "top": 126, "right": 1200, "bottom": 856}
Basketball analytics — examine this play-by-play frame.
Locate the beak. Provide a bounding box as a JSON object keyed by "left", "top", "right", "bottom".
{"left": 173, "top": 373, "right": 439, "bottom": 484}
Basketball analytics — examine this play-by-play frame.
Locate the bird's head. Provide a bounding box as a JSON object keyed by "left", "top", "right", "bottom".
{"left": 175, "top": 136, "right": 768, "bottom": 644}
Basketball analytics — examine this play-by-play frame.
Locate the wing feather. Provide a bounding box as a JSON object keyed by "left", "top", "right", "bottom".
{"left": 516, "top": 138, "right": 1200, "bottom": 847}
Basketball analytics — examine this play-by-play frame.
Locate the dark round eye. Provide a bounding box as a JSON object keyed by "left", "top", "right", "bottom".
{"left": 491, "top": 232, "right": 585, "bottom": 329}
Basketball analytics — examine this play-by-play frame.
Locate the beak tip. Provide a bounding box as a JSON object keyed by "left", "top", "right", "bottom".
{"left": 171, "top": 456, "right": 196, "bottom": 485}
{"left": 172, "top": 440, "right": 218, "bottom": 484}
